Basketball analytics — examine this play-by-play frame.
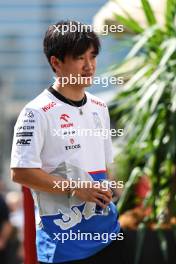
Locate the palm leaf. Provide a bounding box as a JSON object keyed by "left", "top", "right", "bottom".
{"left": 126, "top": 25, "right": 159, "bottom": 59}
{"left": 136, "top": 82, "right": 161, "bottom": 111}
{"left": 165, "top": 0, "right": 176, "bottom": 34}
{"left": 118, "top": 167, "right": 142, "bottom": 213}
{"left": 112, "top": 0, "right": 144, "bottom": 34}
{"left": 113, "top": 13, "right": 143, "bottom": 34}
{"left": 159, "top": 38, "right": 176, "bottom": 66}
{"left": 139, "top": 113, "right": 158, "bottom": 142}
{"left": 171, "top": 78, "right": 176, "bottom": 112}
{"left": 106, "top": 56, "right": 146, "bottom": 79}
{"left": 123, "top": 64, "right": 151, "bottom": 91}
{"left": 141, "top": 0, "right": 157, "bottom": 26}
{"left": 150, "top": 82, "right": 166, "bottom": 112}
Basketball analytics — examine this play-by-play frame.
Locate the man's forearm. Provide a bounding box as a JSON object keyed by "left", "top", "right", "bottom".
{"left": 11, "top": 168, "right": 70, "bottom": 195}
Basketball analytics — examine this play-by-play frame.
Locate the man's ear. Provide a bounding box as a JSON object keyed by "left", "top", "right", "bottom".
{"left": 50, "top": 56, "right": 62, "bottom": 72}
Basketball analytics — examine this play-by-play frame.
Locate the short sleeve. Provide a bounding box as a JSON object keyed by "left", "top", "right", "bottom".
{"left": 104, "top": 107, "right": 114, "bottom": 164}
{"left": 10, "top": 108, "right": 45, "bottom": 168}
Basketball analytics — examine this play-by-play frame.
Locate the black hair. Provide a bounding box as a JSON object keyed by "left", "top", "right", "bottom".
{"left": 43, "top": 20, "right": 101, "bottom": 72}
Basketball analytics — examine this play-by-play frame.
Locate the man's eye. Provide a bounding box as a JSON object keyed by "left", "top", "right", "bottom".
{"left": 92, "top": 54, "right": 97, "bottom": 59}
{"left": 77, "top": 56, "right": 84, "bottom": 60}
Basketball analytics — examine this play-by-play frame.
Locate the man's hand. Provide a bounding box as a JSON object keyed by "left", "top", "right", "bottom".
{"left": 74, "top": 182, "right": 112, "bottom": 208}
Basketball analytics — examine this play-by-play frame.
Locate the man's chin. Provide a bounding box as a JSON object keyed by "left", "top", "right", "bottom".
{"left": 71, "top": 80, "right": 93, "bottom": 88}
{"left": 83, "top": 81, "right": 92, "bottom": 87}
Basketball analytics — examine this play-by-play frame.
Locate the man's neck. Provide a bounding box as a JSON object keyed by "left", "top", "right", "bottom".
{"left": 53, "top": 81, "right": 85, "bottom": 101}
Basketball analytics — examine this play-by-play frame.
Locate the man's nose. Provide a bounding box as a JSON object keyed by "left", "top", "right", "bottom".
{"left": 83, "top": 59, "right": 93, "bottom": 71}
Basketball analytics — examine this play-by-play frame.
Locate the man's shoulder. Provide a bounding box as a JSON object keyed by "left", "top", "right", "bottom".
{"left": 24, "top": 89, "right": 51, "bottom": 112}
{"left": 86, "top": 91, "right": 107, "bottom": 109}
{"left": 22, "top": 88, "right": 61, "bottom": 115}
{"left": 16, "top": 90, "right": 54, "bottom": 123}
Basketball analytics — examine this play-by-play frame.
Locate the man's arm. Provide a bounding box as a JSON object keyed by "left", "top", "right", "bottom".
{"left": 11, "top": 168, "right": 112, "bottom": 208}
{"left": 11, "top": 168, "right": 70, "bottom": 194}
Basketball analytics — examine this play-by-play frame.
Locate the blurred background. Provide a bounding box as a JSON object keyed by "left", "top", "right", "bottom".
{"left": 1, "top": 0, "right": 176, "bottom": 264}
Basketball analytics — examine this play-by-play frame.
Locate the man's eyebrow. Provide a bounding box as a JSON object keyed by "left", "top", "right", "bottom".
{"left": 73, "top": 50, "right": 97, "bottom": 58}
{"left": 91, "top": 50, "right": 98, "bottom": 55}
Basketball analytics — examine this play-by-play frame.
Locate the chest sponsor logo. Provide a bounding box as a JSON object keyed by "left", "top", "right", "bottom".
{"left": 16, "top": 132, "right": 33, "bottom": 137}
{"left": 60, "top": 114, "right": 74, "bottom": 128}
{"left": 25, "top": 111, "right": 34, "bottom": 118}
{"left": 23, "top": 119, "right": 35, "bottom": 123}
{"left": 16, "top": 139, "right": 31, "bottom": 145}
{"left": 63, "top": 130, "right": 76, "bottom": 136}
{"left": 42, "top": 101, "right": 56, "bottom": 112}
{"left": 65, "top": 144, "right": 81, "bottom": 150}
{"left": 17, "top": 126, "right": 34, "bottom": 131}
{"left": 22, "top": 111, "right": 35, "bottom": 123}
{"left": 65, "top": 138, "right": 81, "bottom": 150}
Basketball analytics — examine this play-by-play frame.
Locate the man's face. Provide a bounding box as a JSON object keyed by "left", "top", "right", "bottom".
{"left": 56, "top": 46, "right": 97, "bottom": 88}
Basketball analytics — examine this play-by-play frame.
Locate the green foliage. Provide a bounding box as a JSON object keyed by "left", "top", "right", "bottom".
{"left": 141, "top": 0, "right": 157, "bottom": 26}
{"left": 113, "top": 13, "right": 143, "bottom": 34}
{"left": 110, "top": 0, "right": 176, "bottom": 224}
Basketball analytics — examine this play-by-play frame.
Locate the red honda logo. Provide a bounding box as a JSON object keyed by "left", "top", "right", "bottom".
{"left": 60, "top": 114, "right": 70, "bottom": 122}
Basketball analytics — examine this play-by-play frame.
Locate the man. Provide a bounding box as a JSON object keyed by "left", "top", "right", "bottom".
{"left": 10, "top": 20, "right": 125, "bottom": 264}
